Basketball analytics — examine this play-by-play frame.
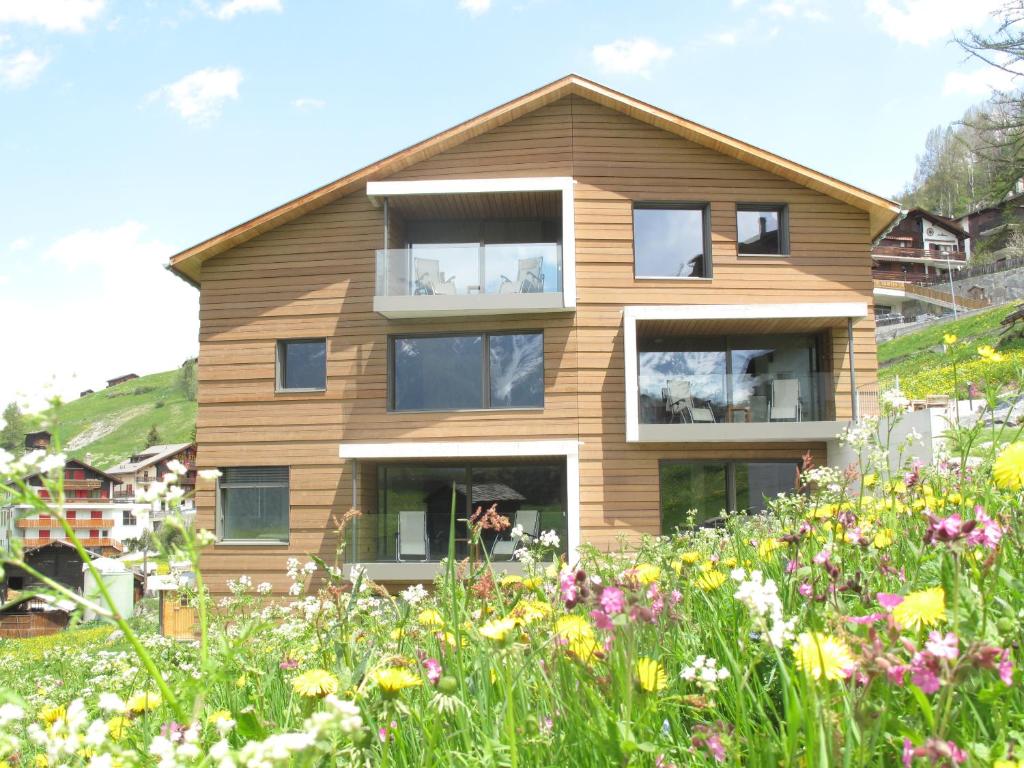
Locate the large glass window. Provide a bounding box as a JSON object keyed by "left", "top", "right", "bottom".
{"left": 633, "top": 204, "right": 710, "bottom": 278}
{"left": 638, "top": 333, "right": 828, "bottom": 424}
{"left": 391, "top": 332, "right": 543, "bottom": 411}
{"left": 737, "top": 204, "right": 788, "bottom": 255}
{"left": 277, "top": 339, "right": 326, "bottom": 391}
{"left": 218, "top": 467, "right": 289, "bottom": 543}
{"left": 660, "top": 460, "right": 798, "bottom": 530}
{"left": 363, "top": 461, "right": 567, "bottom": 561}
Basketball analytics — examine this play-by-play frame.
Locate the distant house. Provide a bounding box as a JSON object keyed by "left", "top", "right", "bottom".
{"left": 106, "top": 373, "right": 139, "bottom": 388}
{"left": 3, "top": 456, "right": 139, "bottom": 557}
{"left": 107, "top": 443, "right": 197, "bottom": 523}
{"left": 24, "top": 430, "right": 53, "bottom": 452}
{"left": 80, "top": 389, "right": 95, "bottom": 398}
{"left": 2, "top": 539, "right": 91, "bottom": 593}
{"left": 872, "top": 208, "right": 969, "bottom": 281}
{"left": 962, "top": 189, "right": 1024, "bottom": 259}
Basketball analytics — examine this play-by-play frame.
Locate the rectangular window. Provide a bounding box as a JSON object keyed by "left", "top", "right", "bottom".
{"left": 736, "top": 204, "right": 788, "bottom": 256}
{"left": 659, "top": 460, "right": 799, "bottom": 531}
{"left": 217, "top": 467, "right": 289, "bottom": 543}
{"left": 390, "top": 332, "right": 544, "bottom": 411}
{"left": 633, "top": 204, "right": 711, "bottom": 279}
{"left": 276, "top": 339, "right": 327, "bottom": 391}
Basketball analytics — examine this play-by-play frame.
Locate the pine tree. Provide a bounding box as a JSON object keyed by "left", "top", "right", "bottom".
{"left": 146, "top": 425, "right": 161, "bottom": 447}
{"left": 0, "top": 402, "right": 26, "bottom": 456}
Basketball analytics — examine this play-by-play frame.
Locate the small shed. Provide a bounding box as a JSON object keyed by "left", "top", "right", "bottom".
{"left": 82, "top": 557, "right": 135, "bottom": 622}
{"left": 0, "top": 594, "right": 72, "bottom": 639}
{"left": 150, "top": 573, "right": 198, "bottom": 640}
{"left": 3, "top": 540, "right": 89, "bottom": 593}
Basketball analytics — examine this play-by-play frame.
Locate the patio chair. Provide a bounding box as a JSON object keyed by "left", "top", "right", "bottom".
{"left": 769, "top": 379, "right": 801, "bottom": 422}
{"left": 498, "top": 257, "right": 544, "bottom": 294}
{"left": 395, "top": 510, "right": 429, "bottom": 562}
{"left": 413, "top": 257, "right": 457, "bottom": 296}
{"left": 491, "top": 509, "right": 540, "bottom": 558}
{"left": 665, "top": 380, "right": 716, "bottom": 423}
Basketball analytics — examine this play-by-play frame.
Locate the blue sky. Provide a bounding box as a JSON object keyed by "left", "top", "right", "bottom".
{"left": 0, "top": 0, "right": 1015, "bottom": 409}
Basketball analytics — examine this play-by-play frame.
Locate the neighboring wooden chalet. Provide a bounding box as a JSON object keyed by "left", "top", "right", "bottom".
{"left": 872, "top": 208, "right": 968, "bottom": 281}
{"left": 107, "top": 442, "right": 197, "bottom": 502}
{"left": 106, "top": 373, "right": 139, "bottom": 388}
{"left": 963, "top": 189, "right": 1024, "bottom": 259}
{"left": 168, "top": 74, "right": 900, "bottom": 592}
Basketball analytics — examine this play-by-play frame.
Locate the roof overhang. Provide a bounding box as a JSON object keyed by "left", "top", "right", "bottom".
{"left": 168, "top": 74, "right": 900, "bottom": 286}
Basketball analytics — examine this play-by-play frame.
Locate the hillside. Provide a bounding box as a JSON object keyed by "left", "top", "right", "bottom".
{"left": 45, "top": 368, "right": 196, "bottom": 471}
{"left": 878, "top": 305, "right": 1024, "bottom": 398}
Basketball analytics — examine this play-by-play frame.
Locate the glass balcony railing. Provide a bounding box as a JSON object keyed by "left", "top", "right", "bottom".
{"left": 638, "top": 372, "right": 837, "bottom": 425}
{"left": 375, "top": 243, "right": 562, "bottom": 298}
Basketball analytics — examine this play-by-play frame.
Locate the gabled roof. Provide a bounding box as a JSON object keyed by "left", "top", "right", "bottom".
{"left": 106, "top": 442, "right": 193, "bottom": 476}
{"left": 169, "top": 74, "right": 901, "bottom": 285}
{"left": 904, "top": 208, "right": 969, "bottom": 239}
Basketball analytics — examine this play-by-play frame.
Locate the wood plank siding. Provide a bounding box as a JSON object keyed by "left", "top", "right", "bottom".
{"left": 194, "top": 94, "right": 877, "bottom": 591}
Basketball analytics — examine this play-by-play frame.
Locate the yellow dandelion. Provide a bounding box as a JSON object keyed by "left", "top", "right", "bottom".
{"left": 722, "top": 556, "right": 737, "bottom": 567}
{"left": 207, "top": 709, "right": 233, "bottom": 725}
{"left": 554, "top": 615, "right": 595, "bottom": 642}
{"left": 872, "top": 528, "right": 895, "bottom": 549}
{"left": 994, "top": 442, "right": 1024, "bottom": 490}
{"left": 125, "top": 692, "right": 161, "bottom": 714}
{"left": 627, "top": 563, "right": 662, "bottom": 585}
{"left": 510, "top": 599, "right": 551, "bottom": 625}
{"left": 862, "top": 473, "right": 877, "bottom": 488}
{"left": 38, "top": 705, "right": 65, "bottom": 726}
{"left": 417, "top": 608, "right": 445, "bottom": 627}
{"left": 695, "top": 570, "right": 727, "bottom": 591}
{"left": 806, "top": 503, "right": 836, "bottom": 520}
{"left": 105, "top": 715, "right": 131, "bottom": 740}
{"left": 793, "top": 632, "right": 856, "bottom": 681}
{"left": 34, "top": 757, "right": 48, "bottom": 768}
{"left": 680, "top": 551, "right": 701, "bottom": 564}
{"left": 635, "top": 658, "right": 668, "bottom": 692}
{"left": 522, "top": 576, "right": 544, "bottom": 589}
{"left": 372, "top": 667, "right": 422, "bottom": 696}
{"left": 499, "top": 574, "right": 524, "bottom": 587}
{"left": 478, "top": 617, "right": 517, "bottom": 642}
{"left": 978, "top": 344, "right": 1006, "bottom": 362}
{"left": 291, "top": 669, "right": 339, "bottom": 698}
{"left": 389, "top": 627, "right": 405, "bottom": 640}
{"left": 567, "top": 635, "right": 602, "bottom": 665}
{"left": 943, "top": 333, "right": 957, "bottom": 345}
{"left": 892, "top": 586, "right": 946, "bottom": 631}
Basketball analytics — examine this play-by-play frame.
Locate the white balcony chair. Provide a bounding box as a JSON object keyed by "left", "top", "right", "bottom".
{"left": 491, "top": 509, "right": 540, "bottom": 558}
{"left": 498, "top": 256, "right": 544, "bottom": 294}
{"left": 665, "top": 380, "right": 716, "bottom": 423}
{"left": 769, "top": 379, "right": 802, "bottom": 422}
{"left": 413, "top": 257, "right": 457, "bottom": 296}
{"left": 395, "top": 510, "right": 429, "bottom": 562}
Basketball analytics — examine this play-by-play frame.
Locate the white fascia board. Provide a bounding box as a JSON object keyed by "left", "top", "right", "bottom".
{"left": 624, "top": 309, "right": 639, "bottom": 443}
{"left": 367, "top": 177, "right": 573, "bottom": 196}
{"left": 623, "top": 302, "right": 868, "bottom": 323}
{"left": 339, "top": 439, "right": 580, "bottom": 460}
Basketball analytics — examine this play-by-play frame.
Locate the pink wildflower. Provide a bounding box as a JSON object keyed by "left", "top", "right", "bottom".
{"left": 886, "top": 664, "right": 907, "bottom": 685}
{"left": 924, "top": 632, "right": 959, "bottom": 661}
{"left": 599, "top": 586, "right": 625, "bottom": 615}
{"left": 559, "top": 570, "right": 579, "bottom": 606}
{"left": 785, "top": 559, "right": 799, "bottom": 574}
{"left": 589, "top": 609, "right": 614, "bottom": 631}
{"left": 1000, "top": 650, "right": 1015, "bottom": 686}
{"left": 423, "top": 658, "right": 442, "bottom": 685}
{"left": 910, "top": 653, "right": 941, "bottom": 694}
{"left": 798, "top": 583, "right": 813, "bottom": 598}
{"left": 669, "top": 589, "right": 682, "bottom": 605}
{"left": 846, "top": 612, "right": 885, "bottom": 625}
{"left": 966, "top": 508, "right": 1003, "bottom": 549}
{"left": 648, "top": 583, "right": 664, "bottom": 618}
{"left": 877, "top": 592, "right": 904, "bottom": 609}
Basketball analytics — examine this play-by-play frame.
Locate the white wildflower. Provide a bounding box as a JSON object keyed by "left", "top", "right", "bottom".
{"left": 0, "top": 702, "right": 24, "bottom": 725}
{"left": 97, "top": 692, "right": 126, "bottom": 712}
{"left": 510, "top": 523, "right": 525, "bottom": 539}
{"left": 256, "top": 582, "right": 273, "bottom": 595}
{"left": 198, "top": 469, "right": 223, "bottom": 481}
{"left": 400, "top": 583, "right": 428, "bottom": 605}
{"left": 38, "top": 452, "right": 67, "bottom": 475}
{"left": 166, "top": 459, "right": 188, "bottom": 475}
{"left": 539, "top": 529, "right": 560, "bottom": 548}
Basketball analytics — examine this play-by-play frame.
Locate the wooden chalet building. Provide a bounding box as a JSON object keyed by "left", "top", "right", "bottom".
{"left": 872, "top": 208, "right": 968, "bottom": 281}
{"left": 168, "top": 75, "right": 900, "bottom": 592}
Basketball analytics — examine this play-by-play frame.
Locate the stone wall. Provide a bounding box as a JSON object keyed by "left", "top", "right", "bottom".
{"left": 950, "top": 264, "right": 1024, "bottom": 306}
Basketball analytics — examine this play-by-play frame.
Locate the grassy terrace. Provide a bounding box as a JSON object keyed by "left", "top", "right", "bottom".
{"left": 43, "top": 369, "right": 196, "bottom": 470}
{"left": 878, "top": 305, "right": 1024, "bottom": 398}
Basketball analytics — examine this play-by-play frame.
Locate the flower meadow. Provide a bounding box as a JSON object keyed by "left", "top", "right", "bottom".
{"left": 3, "top": 392, "right": 1024, "bottom": 766}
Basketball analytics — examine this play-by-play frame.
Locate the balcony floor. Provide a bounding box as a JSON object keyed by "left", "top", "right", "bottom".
{"left": 635, "top": 420, "right": 850, "bottom": 443}
{"left": 374, "top": 292, "right": 570, "bottom": 319}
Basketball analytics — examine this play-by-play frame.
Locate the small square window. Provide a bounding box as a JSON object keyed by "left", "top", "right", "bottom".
{"left": 633, "top": 204, "right": 711, "bottom": 278}
{"left": 737, "top": 204, "right": 789, "bottom": 256}
{"left": 217, "top": 466, "right": 290, "bottom": 543}
{"left": 276, "top": 339, "right": 327, "bottom": 391}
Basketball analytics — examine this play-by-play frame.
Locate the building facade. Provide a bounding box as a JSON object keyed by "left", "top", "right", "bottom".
{"left": 107, "top": 443, "right": 197, "bottom": 530}
{"left": 169, "top": 76, "right": 900, "bottom": 591}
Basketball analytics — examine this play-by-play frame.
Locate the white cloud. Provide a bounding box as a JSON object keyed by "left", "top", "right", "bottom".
{"left": 208, "top": 0, "right": 282, "bottom": 21}
{"left": 0, "top": 0, "right": 105, "bottom": 32}
{"left": 943, "top": 65, "right": 1023, "bottom": 96}
{"left": 8, "top": 236, "right": 31, "bottom": 251}
{"left": 866, "top": 0, "right": 1002, "bottom": 46}
{"left": 764, "top": 1, "right": 795, "bottom": 16}
{"left": 591, "top": 37, "right": 673, "bottom": 78}
{"left": 0, "top": 275, "right": 8, "bottom": 286}
{"left": 0, "top": 48, "right": 48, "bottom": 88}
{"left": 0, "top": 221, "right": 199, "bottom": 409}
{"left": 292, "top": 96, "right": 325, "bottom": 110}
{"left": 708, "top": 31, "right": 738, "bottom": 45}
{"left": 150, "top": 66, "right": 242, "bottom": 124}
{"left": 458, "top": 0, "right": 491, "bottom": 15}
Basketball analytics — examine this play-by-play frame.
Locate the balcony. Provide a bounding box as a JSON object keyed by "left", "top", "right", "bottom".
{"left": 374, "top": 243, "right": 565, "bottom": 318}
{"left": 872, "top": 246, "right": 966, "bottom": 262}
{"left": 23, "top": 537, "right": 118, "bottom": 549}
{"left": 16, "top": 518, "right": 115, "bottom": 529}
{"left": 366, "top": 176, "right": 576, "bottom": 319}
{"left": 624, "top": 303, "right": 870, "bottom": 443}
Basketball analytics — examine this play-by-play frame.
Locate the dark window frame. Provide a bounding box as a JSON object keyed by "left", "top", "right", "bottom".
{"left": 387, "top": 330, "right": 545, "bottom": 413}
{"left": 275, "top": 338, "right": 327, "bottom": 393}
{"left": 658, "top": 458, "right": 801, "bottom": 533}
{"left": 736, "top": 203, "right": 790, "bottom": 257}
{"left": 632, "top": 202, "right": 713, "bottom": 280}
{"left": 216, "top": 466, "right": 290, "bottom": 545}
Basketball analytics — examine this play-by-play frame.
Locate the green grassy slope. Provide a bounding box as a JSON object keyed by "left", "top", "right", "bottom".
{"left": 878, "top": 305, "right": 1024, "bottom": 398}
{"left": 46, "top": 369, "right": 196, "bottom": 470}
